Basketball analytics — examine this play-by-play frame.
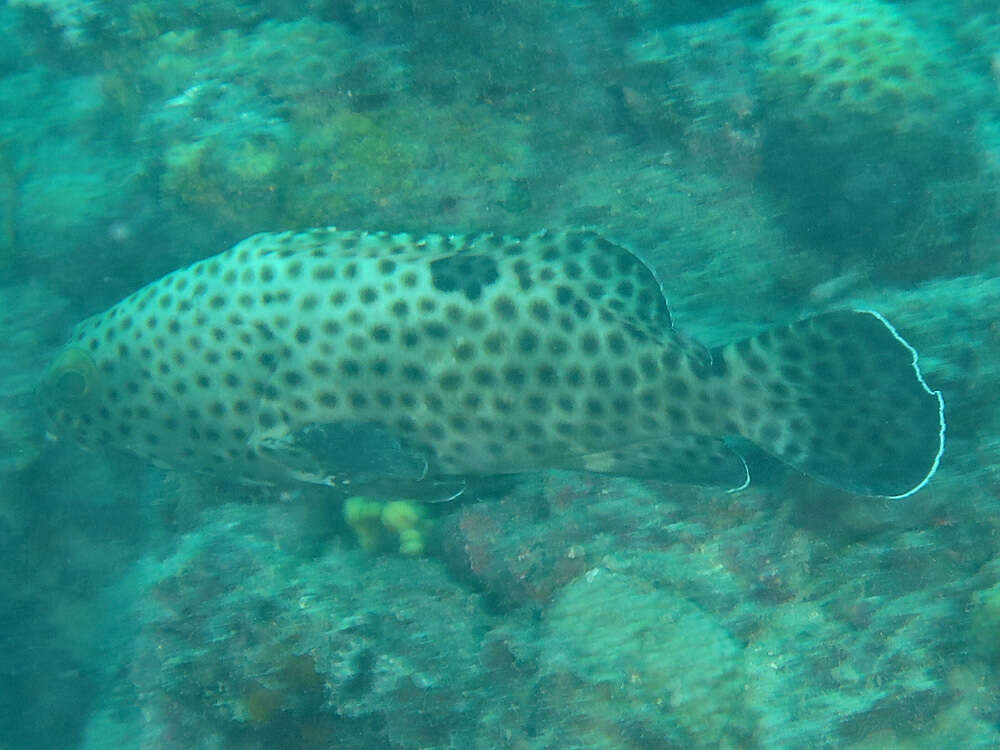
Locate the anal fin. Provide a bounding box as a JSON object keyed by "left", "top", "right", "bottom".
{"left": 580, "top": 435, "right": 750, "bottom": 491}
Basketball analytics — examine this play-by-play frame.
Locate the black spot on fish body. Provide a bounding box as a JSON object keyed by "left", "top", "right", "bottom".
{"left": 618, "top": 366, "right": 637, "bottom": 388}
{"left": 588, "top": 254, "right": 611, "bottom": 278}
{"left": 607, "top": 332, "right": 626, "bottom": 355}
{"left": 453, "top": 341, "right": 476, "bottom": 361}
{"left": 339, "top": 359, "right": 362, "bottom": 377}
{"left": 638, "top": 389, "right": 659, "bottom": 411}
{"left": 439, "top": 372, "right": 463, "bottom": 391}
{"left": 430, "top": 254, "right": 499, "bottom": 301}
{"left": 592, "top": 366, "right": 611, "bottom": 388}
{"left": 537, "top": 364, "right": 558, "bottom": 387}
{"left": 493, "top": 296, "right": 517, "bottom": 321}
{"left": 530, "top": 300, "right": 550, "bottom": 323}
{"left": 466, "top": 313, "right": 488, "bottom": 331}
{"left": 666, "top": 406, "right": 688, "bottom": 428}
{"left": 745, "top": 353, "right": 768, "bottom": 375}
{"left": 401, "top": 364, "right": 426, "bottom": 383}
{"left": 484, "top": 333, "right": 506, "bottom": 355}
{"left": 472, "top": 368, "right": 496, "bottom": 387}
{"left": 518, "top": 330, "right": 539, "bottom": 353}
{"left": 423, "top": 322, "right": 449, "bottom": 340}
{"left": 503, "top": 366, "right": 526, "bottom": 386}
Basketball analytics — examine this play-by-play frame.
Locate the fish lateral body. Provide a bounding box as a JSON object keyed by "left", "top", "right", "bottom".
{"left": 41, "top": 227, "right": 945, "bottom": 499}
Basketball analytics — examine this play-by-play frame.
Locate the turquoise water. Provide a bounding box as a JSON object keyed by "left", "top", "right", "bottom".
{"left": 2, "top": 1, "right": 1000, "bottom": 747}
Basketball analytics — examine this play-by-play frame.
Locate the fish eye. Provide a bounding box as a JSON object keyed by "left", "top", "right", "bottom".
{"left": 56, "top": 369, "right": 88, "bottom": 399}
{"left": 42, "top": 347, "right": 98, "bottom": 406}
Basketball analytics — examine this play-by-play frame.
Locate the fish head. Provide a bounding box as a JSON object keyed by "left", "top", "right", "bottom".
{"left": 39, "top": 344, "right": 104, "bottom": 445}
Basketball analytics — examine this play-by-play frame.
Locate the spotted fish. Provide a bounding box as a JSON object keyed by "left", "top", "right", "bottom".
{"left": 40, "top": 228, "right": 945, "bottom": 499}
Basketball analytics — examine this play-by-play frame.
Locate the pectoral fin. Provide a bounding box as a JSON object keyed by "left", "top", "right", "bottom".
{"left": 259, "top": 420, "right": 428, "bottom": 487}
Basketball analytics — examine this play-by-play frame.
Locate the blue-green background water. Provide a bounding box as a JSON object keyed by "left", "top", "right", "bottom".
{"left": 2, "top": 0, "right": 999, "bottom": 747}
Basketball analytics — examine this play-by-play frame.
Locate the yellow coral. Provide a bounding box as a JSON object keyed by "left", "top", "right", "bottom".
{"left": 382, "top": 501, "right": 425, "bottom": 556}
{"left": 344, "top": 496, "right": 426, "bottom": 556}
{"left": 343, "top": 496, "right": 385, "bottom": 552}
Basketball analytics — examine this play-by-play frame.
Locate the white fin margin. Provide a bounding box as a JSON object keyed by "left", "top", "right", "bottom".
{"left": 725, "top": 452, "right": 751, "bottom": 493}
{"left": 854, "top": 309, "right": 946, "bottom": 499}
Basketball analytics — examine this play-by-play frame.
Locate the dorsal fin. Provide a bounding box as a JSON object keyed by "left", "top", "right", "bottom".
{"left": 228, "top": 227, "right": 674, "bottom": 333}
{"left": 506, "top": 230, "right": 673, "bottom": 332}
{"left": 227, "top": 227, "right": 463, "bottom": 264}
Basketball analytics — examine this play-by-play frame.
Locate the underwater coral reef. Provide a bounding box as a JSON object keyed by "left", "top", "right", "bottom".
{"left": 1, "top": 0, "right": 999, "bottom": 747}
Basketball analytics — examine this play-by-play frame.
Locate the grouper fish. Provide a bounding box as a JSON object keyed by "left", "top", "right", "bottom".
{"left": 40, "top": 228, "right": 945, "bottom": 499}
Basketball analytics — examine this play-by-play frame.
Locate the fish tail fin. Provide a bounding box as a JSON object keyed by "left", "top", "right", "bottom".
{"left": 715, "top": 310, "right": 945, "bottom": 498}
